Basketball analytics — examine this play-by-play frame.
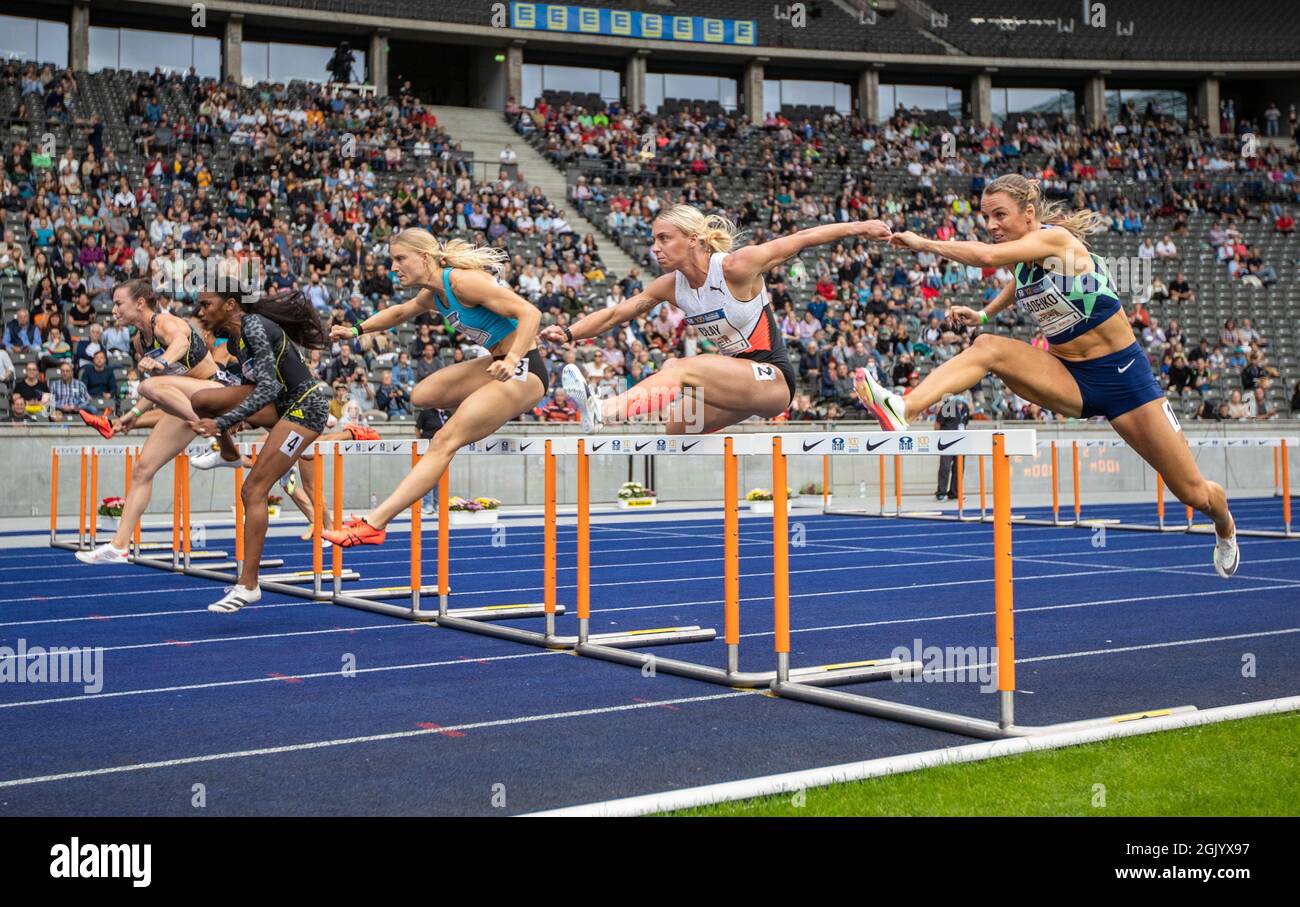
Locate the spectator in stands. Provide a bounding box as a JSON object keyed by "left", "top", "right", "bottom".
{"left": 536, "top": 387, "right": 578, "bottom": 421}
{"left": 1225, "top": 389, "right": 1250, "bottom": 420}
{"left": 1154, "top": 234, "right": 1179, "bottom": 259}
{"left": 79, "top": 350, "right": 117, "bottom": 414}
{"left": 7, "top": 390, "right": 33, "bottom": 423}
{"left": 374, "top": 369, "right": 410, "bottom": 419}
{"left": 1275, "top": 209, "right": 1294, "bottom": 234}
{"left": 47, "top": 361, "right": 90, "bottom": 421}
{"left": 1291, "top": 380, "right": 1300, "bottom": 416}
{"left": 1246, "top": 386, "right": 1277, "bottom": 421}
{"left": 4, "top": 306, "right": 40, "bottom": 354}
{"left": 1168, "top": 272, "right": 1195, "bottom": 304}
{"left": 14, "top": 361, "right": 49, "bottom": 416}
{"left": 0, "top": 346, "right": 13, "bottom": 391}
{"left": 39, "top": 326, "right": 73, "bottom": 371}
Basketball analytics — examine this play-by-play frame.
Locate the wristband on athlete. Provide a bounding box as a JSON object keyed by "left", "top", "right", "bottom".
{"left": 561, "top": 325, "right": 574, "bottom": 342}
{"left": 352, "top": 322, "right": 364, "bottom": 337}
{"left": 978, "top": 310, "right": 989, "bottom": 325}
{"left": 129, "top": 406, "right": 142, "bottom": 419}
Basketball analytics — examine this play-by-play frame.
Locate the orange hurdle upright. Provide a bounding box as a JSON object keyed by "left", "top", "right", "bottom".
{"left": 955, "top": 454, "right": 964, "bottom": 519}
{"left": 773, "top": 436, "right": 791, "bottom": 681}
{"left": 49, "top": 448, "right": 60, "bottom": 545}
{"left": 78, "top": 448, "right": 88, "bottom": 549}
{"left": 409, "top": 442, "right": 422, "bottom": 613}
{"left": 979, "top": 454, "right": 987, "bottom": 521}
{"left": 1071, "top": 441, "right": 1081, "bottom": 526}
{"left": 1156, "top": 472, "right": 1166, "bottom": 530}
{"left": 1283, "top": 438, "right": 1292, "bottom": 537}
{"left": 576, "top": 439, "right": 590, "bottom": 642}
{"left": 88, "top": 449, "right": 99, "bottom": 547}
{"left": 893, "top": 454, "right": 902, "bottom": 516}
{"left": 993, "top": 433, "right": 1016, "bottom": 729}
{"left": 1049, "top": 441, "right": 1060, "bottom": 525}
{"left": 878, "top": 455, "right": 886, "bottom": 515}
{"left": 724, "top": 437, "right": 740, "bottom": 672}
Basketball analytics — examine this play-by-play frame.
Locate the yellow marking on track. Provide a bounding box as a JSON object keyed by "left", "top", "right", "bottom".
{"left": 623, "top": 626, "right": 693, "bottom": 636}
{"left": 817, "top": 659, "right": 885, "bottom": 671}
{"left": 481, "top": 603, "right": 544, "bottom": 611}
{"left": 1110, "top": 709, "right": 1174, "bottom": 723}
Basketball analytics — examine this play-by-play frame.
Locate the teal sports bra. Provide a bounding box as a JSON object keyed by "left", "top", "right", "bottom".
{"left": 431, "top": 267, "right": 517, "bottom": 348}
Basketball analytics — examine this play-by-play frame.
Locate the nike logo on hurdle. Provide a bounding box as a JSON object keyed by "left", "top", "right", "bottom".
{"left": 520, "top": 442, "right": 533, "bottom": 451}
{"left": 486, "top": 443, "right": 498, "bottom": 451}
{"left": 865, "top": 439, "right": 889, "bottom": 451}
{"left": 635, "top": 441, "right": 652, "bottom": 451}
{"left": 937, "top": 439, "right": 961, "bottom": 451}
{"left": 682, "top": 441, "right": 701, "bottom": 451}
{"left": 592, "top": 441, "right": 607, "bottom": 451}
{"left": 802, "top": 439, "right": 824, "bottom": 451}
{"left": 1117, "top": 359, "right": 1137, "bottom": 373}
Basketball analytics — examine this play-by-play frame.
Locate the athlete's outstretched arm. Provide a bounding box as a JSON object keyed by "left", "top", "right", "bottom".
{"left": 331, "top": 291, "right": 433, "bottom": 342}
{"left": 890, "top": 228, "right": 1069, "bottom": 269}
{"left": 722, "top": 220, "right": 892, "bottom": 282}
{"left": 139, "top": 313, "right": 195, "bottom": 374}
{"left": 543, "top": 272, "right": 677, "bottom": 343}
{"left": 205, "top": 318, "right": 281, "bottom": 434}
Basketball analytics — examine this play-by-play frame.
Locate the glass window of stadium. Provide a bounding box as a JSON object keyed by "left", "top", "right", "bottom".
{"left": 1106, "top": 89, "right": 1188, "bottom": 124}
{"left": 243, "top": 42, "right": 367, "bottom": 86}
{"left": 992, "top": 88, "right": 1075, "bottom": 126}
{"left": 0, "top": 15, "right": 69, "bottom": 68}
{"left": 645, "top": 74, "right": 737, "bottom": 114}
{"left": 877, "top": 84, "right": 961, "bottom": 120}
{"left": 89, "top": 26, "right": 220, "bottom": 77}
{"left": 521, "top": 63, "right": 619, "bottom": 108}
{"left": 764, "top": 80, "right": 851, "bottom": 116}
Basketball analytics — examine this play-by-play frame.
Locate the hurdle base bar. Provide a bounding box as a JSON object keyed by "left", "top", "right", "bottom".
{"left": 771, "top": 681, "right": 1198, "bottom": 740}
{"left": 575, "top": 643, "right": 923, "bottom": 689}
{"left": 432, "top": 612, "right": 716, "bottom": 650}
{"left": 339, "top": 589, "right": 567, "bottom": 623}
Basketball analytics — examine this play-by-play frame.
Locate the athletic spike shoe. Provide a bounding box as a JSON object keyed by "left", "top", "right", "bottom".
{"left": 191, "top": 447, "right": 242, "bottom": 470}
{"left": 562, "top": 363, "right": 604, "bottom": 432}
{"left": 854, "top": 367, "right": 910, "bottom": 431}
{"left": 279, "top": 468, "right": 297, "bottom": 496}
{"left": 1213, "top": 533, "right": 1240, "bottom": 579}
{"left": 208, "top": 584, "right": 262, "bottom": 613}
{"left": 322, "top": 516, "right": 387, "bottom": 548}
{"left": 75, "top": 542, "right": 130, "bottom": 565}
{"left": 79, "top": 409, "right": 115, "bottom": 440}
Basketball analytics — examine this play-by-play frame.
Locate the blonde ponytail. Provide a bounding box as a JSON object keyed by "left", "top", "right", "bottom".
{"left": 391, "top": 228, "right": 509, "bottom": 275}
{"left": 656, "top": 204, "right": 744, "bottom": 252}
{"left": 982, "top": 174, "right": 1106, "bottom": 243}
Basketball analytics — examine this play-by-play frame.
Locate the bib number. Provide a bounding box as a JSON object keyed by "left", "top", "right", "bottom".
{"left": 1016, "top": 278, "right": 1084, "bottom": 338}
{"left": 511, "top": 356, "right": 530, "bottom": 382}
{"left": 685, "top": 308, "right": 750, "bottom": 355}
{"left": 752, "top": 362, "right": 777, "bottom": 381}
{"left": 1162, "top": 400, "right": 1181, "bottom": 433}
{"left": 280, "top": 430, "right": 305, "bottom": 456}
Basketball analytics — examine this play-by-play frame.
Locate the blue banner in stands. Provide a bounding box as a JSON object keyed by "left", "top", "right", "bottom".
{"left": 510, "top": 2, "right": 757, "bottom": 45}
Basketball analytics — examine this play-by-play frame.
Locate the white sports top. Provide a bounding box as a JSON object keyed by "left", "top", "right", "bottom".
{"left": 672, "top": 252, "right": 776, "bottom": 356}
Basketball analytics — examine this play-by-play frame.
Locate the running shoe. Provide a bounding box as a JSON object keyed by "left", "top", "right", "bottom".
{"left": 853, "top": 367, "right": 910, "bottom": 431}
{"left": 562, "top": 363, "right": 604, "bottom": 432}
{"left": 322, "top": 515, "right": 387, "bottom": 548}
{"left": 209, "top": 584, "right": 262, "bottom": 613}
{"left": 79, "top": 409, "right": 115, "bottom": 440}
{"left": 75, "top": 542, "right": 130, "bottom": 565}
{"left": 191, "top": 447, "right": 242, "bottom": 470}
{"left": 279, "top": 468, "right": 297, "bottom": 496}
{"left": 1213, "top": 533, "right": 1240, "bottom": 579}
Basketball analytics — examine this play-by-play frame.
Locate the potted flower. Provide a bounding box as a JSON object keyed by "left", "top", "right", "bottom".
{"left": 617, "top": 481, "right": 657, "bottom": 510}
{"left": 448, "top": 495, "right": 500, "bottom": 527}
{"left": 97, "top": 496, "right": 125, "bottom": 531}
{"left": 745, "top": 487, "right": 797, "bottom": 514}
{"left": 800, "top": 481, "right": 830, "bottom": 508}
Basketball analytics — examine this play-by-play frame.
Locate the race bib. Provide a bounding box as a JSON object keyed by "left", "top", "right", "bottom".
{"left": 279, "top": 430, "right": 305, "bottom": 456}
{"left": 752, "top": 362, "right": 778, "bottom": 381}
{"left": 1162, "top": 399, "right": 1181, "bottom": 433}
{"left": 511, "top": 356, "right": 530, "bottom": 382}
{"left": 142, "top": 347, "right": 188, "bottom": 376}
{"left": 1016, "top": 277, "right": 1084, "bottom": 339}
{"left": 444, "top": 310, "right": 492, "bottom": 346}
{"left": 684, "top": 307, "right": 751, "bottom": 355}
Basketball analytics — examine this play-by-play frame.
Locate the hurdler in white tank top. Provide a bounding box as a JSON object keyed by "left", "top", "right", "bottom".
{"left": 672, "top": 252, "right": 775, "bottom": 356}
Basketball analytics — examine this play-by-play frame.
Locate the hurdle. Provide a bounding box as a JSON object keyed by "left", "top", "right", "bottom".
{"left": 572, "top": 434, "right": 920, "bottom": 687}
{"left": 771, "top": 429, "right": 1199, "bottom": 739}
{"left": 1015, "top": 437, "right": 1297, "bottom": 538}
{"left": 422, "top": 436, "right": 714, "bottom": 649}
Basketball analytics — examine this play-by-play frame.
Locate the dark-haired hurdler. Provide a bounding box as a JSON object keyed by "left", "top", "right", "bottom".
{"left": 857, "top": 173, "right": 1239, "bottom": 578}
{"left": 187, "top": 289, "right": 332, "bottom": 612}
{"left": 74, "top": 279, "right": 244, "bottom": 566}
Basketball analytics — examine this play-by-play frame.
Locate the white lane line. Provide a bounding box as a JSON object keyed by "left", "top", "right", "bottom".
{"left": 0, "top": 690, "right": 756, "bottom": 789}
{"left": 0, "top": 622, "right": 418, "bottom": 660}
{"left": 0, "top": 649, "right": 558, "bottom": 710}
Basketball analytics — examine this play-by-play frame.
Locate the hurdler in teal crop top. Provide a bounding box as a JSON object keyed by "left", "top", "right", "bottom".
{"left": 431, "top": 267, "right": 518, "bottom": 348}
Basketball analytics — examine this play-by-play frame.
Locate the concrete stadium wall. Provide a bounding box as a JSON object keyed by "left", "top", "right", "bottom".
{"left": 7, "top": 421, "right": 1298, "bottom": 521}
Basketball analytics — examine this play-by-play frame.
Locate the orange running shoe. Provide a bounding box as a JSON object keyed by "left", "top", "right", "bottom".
{"left": 347, "top": 425, "right": 382, "bottom": 441}
{"left": 322, "top": 515, "right": 387, "bottom": 547}
{"left": 79, "top": 409, "right": 115, "bottom": 440}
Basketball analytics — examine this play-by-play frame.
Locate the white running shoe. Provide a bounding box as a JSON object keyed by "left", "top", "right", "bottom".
{"left": 562, "top": 363, "right": 604, "bottom": 433}
{"left": 75, "top": 543, "right": 130, "bottom": 565}
{"left": 279, "top": 468, "right": 297, "bottom": 496}
{"left": 209, "top": 584, "right": 262, "bottom": 613}
{"left": 854, "top": 367, "right": 910, "bottom": 431}
{"left": 1213, "top": 534, "right": 1240, "bottom": 579}
{"left": 192, "top": 448, "right": 242, "bottom": 470}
